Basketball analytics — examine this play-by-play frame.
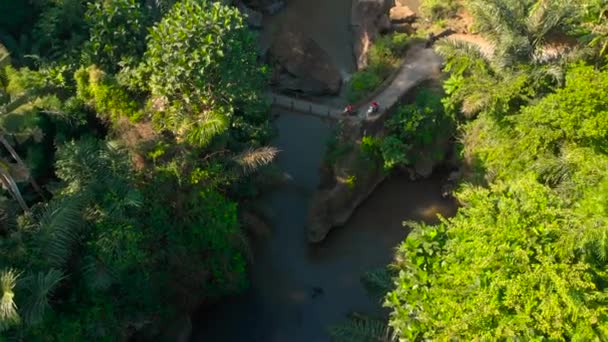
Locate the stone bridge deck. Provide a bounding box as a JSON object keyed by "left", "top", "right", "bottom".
{"left": 268, "top": 93, "right": 344, "bottom": 120}
{"left": 269, "top": 44, "right": 443, "bottom": 124}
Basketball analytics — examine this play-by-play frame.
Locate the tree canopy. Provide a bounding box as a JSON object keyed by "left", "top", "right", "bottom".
{"left": 386, "top": 1, "right": 608, "bottom": 340}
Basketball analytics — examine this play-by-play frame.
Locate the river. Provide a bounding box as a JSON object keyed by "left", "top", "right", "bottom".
{"left": 191, "top": 0, "right": 451, "bottom": 340}
{"left": 192, "top": 109, "right": 455, "bottom": 342}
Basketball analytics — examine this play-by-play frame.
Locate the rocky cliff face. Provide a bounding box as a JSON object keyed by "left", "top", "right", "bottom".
{"left": 269, "top": 30, "right": 342, "bottom": 95}
{"left": 350, "top": 0, "right": 392, "bottom": 69}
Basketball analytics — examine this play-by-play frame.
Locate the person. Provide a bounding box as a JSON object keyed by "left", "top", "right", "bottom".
{"left": 371, "top": 101, "right": 379, "bottom": 111}
{"left": 343, "top": 104, "right": 354, "bottom": 115}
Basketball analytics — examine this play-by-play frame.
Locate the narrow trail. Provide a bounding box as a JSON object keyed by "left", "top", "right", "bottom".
{"left": 269, "top": 43, "right": 443, "bottom": 122}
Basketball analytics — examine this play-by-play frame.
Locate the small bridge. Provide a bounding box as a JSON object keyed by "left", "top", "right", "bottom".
{"left": 269, "top": 44, "right": 443, "bottom": 123}
{"left": 269, "top": 93, "right": 344, "bottom": 120}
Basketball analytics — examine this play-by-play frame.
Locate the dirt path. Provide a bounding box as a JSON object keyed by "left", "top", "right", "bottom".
{"left": 362, "top": 44, "right": 442, "bottom": 121}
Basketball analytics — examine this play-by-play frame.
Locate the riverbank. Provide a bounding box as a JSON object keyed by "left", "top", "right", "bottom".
{"left": 192, "top": 112, "right": 455, "bottom": 342}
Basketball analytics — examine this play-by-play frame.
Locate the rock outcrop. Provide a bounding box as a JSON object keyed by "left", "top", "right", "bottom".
{"left": 308, "top": 119, "right": 386, "bottom": 242}
{"left": 351, "top": 0, "right": 392, "bottom": 69}
{"left": 269, "top": 30, "right": 342, "bottom": 95}
{"left": 389, "top": 5, "right": 416, "bottom": 23}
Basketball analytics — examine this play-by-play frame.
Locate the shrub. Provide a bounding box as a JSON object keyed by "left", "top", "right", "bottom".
{"left": 347, "top": 33, "right": 410, "bottom": 102}
{"left": 420, "top": 0, "right": 461, "bottom": 20}
{"left": 347, "top": 70, "right": 383, "bottom": 102}
{"left": 75, "top": 66, "right": 143, "bottom": 123}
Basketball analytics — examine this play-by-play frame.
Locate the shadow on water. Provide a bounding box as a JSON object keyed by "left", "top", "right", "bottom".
{"left": 191, "top": 109, "right": 456, "bottom": 342}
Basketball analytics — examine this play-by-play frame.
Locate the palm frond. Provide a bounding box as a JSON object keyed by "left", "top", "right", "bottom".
{"left": 361, "top": 268, "right": 393, "bottom": 299}
{"left": 329, "top": 314, "right": 393, "bottom": 342}
{"left": 527, "top": 0, "right": 579, "bottom": 47}
{"left": 81, "top": 255, "right": 115, "bottom": 291}
{"left": 0, "top": 159, "right": 28, "bottom": 213}
{"left": 0, "top": 196, "right": 18, "bottom": 232}
{"left": 0, "top": 133, "right": 46, "bottom": 201}
{"left": 20, "top": 269, "right": 64, "bottom": 325}
{"left": 0, "top": 269, "right": 20, "bottom": 332}
{"left": 35, "top": 197, "right": 84, "bottom": 269}
{"left": 467, "top": 0, "right": 525, "bottom": 40}
{"left": 533, "top": 155, "right": 575, "bottom": 187}
{"left": 232, "top": 146, "right": 279, "bottom": 176}
{"left": 437, "top": 38, "right": 493, "bottom": 70}
{"left": 183, "top": 110, "right": 229, "bottom": 147}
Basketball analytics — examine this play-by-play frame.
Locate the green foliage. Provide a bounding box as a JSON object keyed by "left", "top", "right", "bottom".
{"left": 420, "top": 0, "right": 461, "bottom": 20}
{"left": 387, "top": 178, "right": 608, "bottom": 340}
{"left": 140, "top": 172, "right": 248, "bottom": 307}
{"left": 514, "top": 65, "right": 608, "bottom": 153}
{"left": 347, "top": 34, "right": 409, "bottom": 102}
{"left": 31, "top": 0, "right": 88, "bottom": 62}
{"left": 325, "top": 125, "right": 354, "bottom": 165}
{"left": 83, "top": 0, "right": 149, "bottom": 72}
{"left": 142, "top": 0, "right": 269, "bottom": 147}
{"left": 377, "top": 88, "right": 453, "bottom": 170}
{"left": 0, "top": 269, "right": 20, "bottom": 331}
{"left": 75, "top": 65, "right": 143, "bottom": 122}
{"left": 436, "top": 0, "right": 588, "bottom": 118}
{"left": 0, "top": 0, "right": 275, "bottom": 338}
{"left": 347, "top": 71, "right": 383, "bottom": 103}
{"left": 464, "top": 65, "right": 608, "bottom": 181}
{"left": 378, "top": 136, "right": 410, "bottom": 170}
{"left": 387, "top": 11, "right": 608, "bottom": 339}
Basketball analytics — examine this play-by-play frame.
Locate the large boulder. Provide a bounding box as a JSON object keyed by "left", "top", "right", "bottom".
{"left": 389, "top": 5, "right": 416, "bottom": 23}
{"left": 269, "top": 30, "right": 342, "bottom": 95}
{"left": 351, "top": 0, "right": 392, "bottom": 69}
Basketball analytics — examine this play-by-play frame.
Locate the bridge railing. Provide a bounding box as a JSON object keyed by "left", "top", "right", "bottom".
{"left": 270, "top": 94, "right": 341, "bottom": 119}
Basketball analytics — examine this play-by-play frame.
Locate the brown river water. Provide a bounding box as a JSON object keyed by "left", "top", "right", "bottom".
{"left": 191, "top": 0, "right": 451, "bottom": 341}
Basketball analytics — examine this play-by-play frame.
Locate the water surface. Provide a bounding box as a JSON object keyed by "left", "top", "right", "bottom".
{"left": 192, "top": 110, "right": 455, "bottom": 342}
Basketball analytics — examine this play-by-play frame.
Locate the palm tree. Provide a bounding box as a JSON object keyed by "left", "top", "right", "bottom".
{"left": 436, "top": 0, "right": 586, "bottom": 117}
{"left": 581, "top": 1, "right": 608, "bottom": 60}
{"left": 19, "top": 269, "right": 65, "bottom": 326}
{"left": 0, "top": 269, "right": 20, "bottom": 332}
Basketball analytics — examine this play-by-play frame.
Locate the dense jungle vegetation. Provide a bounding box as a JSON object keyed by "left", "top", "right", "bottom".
{"left": 381, "top": 0, "right": 608, "bottom": 340}
{"left": 3, "top": 0, "right": 608, "bottom": 341}
{"left": 0, "top": 0, "right": 277, "bottom": 339}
